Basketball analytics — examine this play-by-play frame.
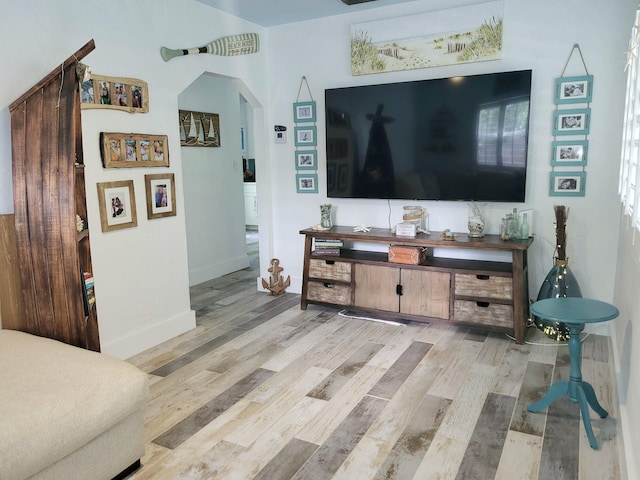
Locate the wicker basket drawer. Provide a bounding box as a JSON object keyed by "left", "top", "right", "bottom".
{"left": 453, "top": 300, "right": 513, "bottom": 328}
{"left": 309, "top": 258, "right": 352, "bottom": 282}
{"left": 454, "top": 273, "right": 513, "bottom": 300}
{"left": 307, "top": 280, "right": 352, "bottom": 305}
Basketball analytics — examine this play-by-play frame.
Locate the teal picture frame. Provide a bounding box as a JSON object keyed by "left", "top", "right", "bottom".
{"left": 553, "top": 108, "right": 590, "bottom": 136}
{"left": 549, "top": 171, "right": 586, "bottom": 197}
{"left": 293, "top": 101, "right": 316, "bottom": 123}
{"left": 555, "top": 75, "right": 593, "bottom": 104}
{"left": 551, "top": 140, "right": 588, "bottom": 167}
{"left": 295, "top": 150, "right": 317, "bottom": 170}
{"left": 296, "top": 173, "right": 318, "bottom": 193}
{"left": 294, "top": 125, "right": 317, "bottom": 147}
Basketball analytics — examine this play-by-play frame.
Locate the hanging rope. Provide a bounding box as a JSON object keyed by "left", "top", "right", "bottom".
{"left": 559, "top": 43, "right": 590, "bottom": 77}
{"left": 296, "top": 76, "right": 314, "bottom": 102}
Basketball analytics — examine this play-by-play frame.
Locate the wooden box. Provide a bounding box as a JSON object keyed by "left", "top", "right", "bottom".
{"left": 388, "top": 245, "right": 432, "bottom": 265}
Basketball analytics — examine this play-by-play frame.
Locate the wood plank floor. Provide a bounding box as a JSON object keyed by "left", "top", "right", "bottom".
{"left": 125, "top": 241, "right": 622, "bottom": 479}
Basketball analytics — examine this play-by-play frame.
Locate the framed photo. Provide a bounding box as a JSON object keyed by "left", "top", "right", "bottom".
{"left": 555, "top": 75, "right": 593, "bottom": 104}
{"left": 101, "top": 132, "right": 169, "bottom": 168}
{"left": 551, "top": 140, "right": 588, "bottom": 167}
{"left": 81, "top": 74, "right": 149, "bottom": 113}
{"left": 179, "top": 110, "right": 220, "bottom": 147}
{"left": 553, "top": 108, "right": 590, "bottom": 136}
{"left": 96, "top": 180, "right": 138, "bottom": 232}
{"left": 145, "top": 173, "right": 177, "bottom": 219}
{"left": 295, "top": 150, "right": 317, "bottom": 170}
{"left": 293, "top": 101, "right": 316, "bottom": 123}
{"left": 296, "top": 173, "right": 318, "bottom": 194}
{"left": 294, "top": 126, "right": 317, "bottom": 147}
{"left": 549, "top": 171, "right": 586, "bottom": 197}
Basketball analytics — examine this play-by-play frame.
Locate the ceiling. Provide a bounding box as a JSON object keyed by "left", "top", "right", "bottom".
{"left": 196, "top": 0, "right": 421, "bottom": 27}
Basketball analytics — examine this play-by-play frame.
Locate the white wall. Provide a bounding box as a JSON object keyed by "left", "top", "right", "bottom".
{"left": 0, "top": 0, "right": 269, "bottom": 358}
{"left": 179, "top": 74, "right": 250, "bottom": 285}
{"left": 613, "top": 214, "right": 640, "bottom": 480}
{"left": 265, "top": 0, "right": 632, "bottom": 305}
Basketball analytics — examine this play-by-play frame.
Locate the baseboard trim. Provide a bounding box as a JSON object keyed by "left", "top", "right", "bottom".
{"left": 102, "top": 309, "right": 196, "bottom": 360}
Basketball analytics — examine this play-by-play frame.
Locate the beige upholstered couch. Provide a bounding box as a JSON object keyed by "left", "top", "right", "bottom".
{"left": 0, "top": 330, "right": 149, "bottom": 480}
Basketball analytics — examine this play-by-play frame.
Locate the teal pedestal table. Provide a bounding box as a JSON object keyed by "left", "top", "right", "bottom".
{"left": 528, "top": 297, "right": 619, "bottom": 449}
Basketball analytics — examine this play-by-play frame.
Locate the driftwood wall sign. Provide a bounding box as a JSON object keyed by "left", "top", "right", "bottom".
{"left": 100, "top": 132, "right": 169, "bottom": 168}
{"left": 81, "top": 74, "right": 149, "bottom": 113}
{"left": 179, "top": 110, "right": 221, "bottom": 147}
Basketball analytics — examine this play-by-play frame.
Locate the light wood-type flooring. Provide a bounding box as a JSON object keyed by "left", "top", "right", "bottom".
{"left": 125, "top": 240, "right": 622, "bottom": 479}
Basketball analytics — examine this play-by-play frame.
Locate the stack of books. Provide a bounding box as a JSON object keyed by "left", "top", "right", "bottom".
{"left": 313, "top": 238, "right": 343, "bottom": 256}
{"left": 83, "top": 272, "right": 96, "bottom": 308}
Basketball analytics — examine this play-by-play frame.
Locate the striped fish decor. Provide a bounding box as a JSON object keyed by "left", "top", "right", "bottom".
{"left": 160, "top": 33, "right": 260, "bottom": 62}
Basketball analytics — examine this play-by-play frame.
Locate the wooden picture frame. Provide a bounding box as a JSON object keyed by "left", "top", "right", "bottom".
{"left": 145, "top": 173, "right": 177, "bottom": 219}
{"left": 179, "top": 110, "right": 221, "bottom": 147}
{"left": 294, "top": 126, "right": 317, "bottom": 147}
{"left": 549, "top": 171, "right": 586, "bottom": 197}
{"left": 81, "top": 74, "right": 149, "bottom": 113}
{"left": 293, "top": 101, "right": 316, "bottom": 122}
{"left": 551, "top": 140, "right": 588, "bottom": 167}
{"left": 96, "top": 180, "right": 138, "bottom": 232}
{"left": 101, "top": 132, "right": 169, "bottom": 168}
{"left": 295, "top": 150, "right": 317, "bottom": 170}
{"left": 296, "top": 173, "right": 318, "bottom": 193}
{"left": 555, "top": 75, "right": 593, "bottom": 104}
{"left": 553, "top": 108, "right": 591, "bottom": 136}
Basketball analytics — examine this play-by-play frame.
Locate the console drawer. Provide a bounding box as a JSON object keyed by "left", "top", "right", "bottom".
{"left": 307, "top": 280, "right": 352, "bottom": 305}
{"left": 455, "top": 273, "right": 513, "bottom": 300}
{"left": 454, "top": 300, "right": 513, "bottom": 329}
{"left": 309, "top": 258, "right": 352, "bottom": 282}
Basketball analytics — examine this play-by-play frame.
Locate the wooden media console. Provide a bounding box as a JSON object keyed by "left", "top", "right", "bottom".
{"left": 300, "top": 226, "right": 534, "bottom": 344}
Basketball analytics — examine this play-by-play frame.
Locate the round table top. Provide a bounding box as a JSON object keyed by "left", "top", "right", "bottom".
{"left": 531, "top": 297, "right": 619, "bottom": 324}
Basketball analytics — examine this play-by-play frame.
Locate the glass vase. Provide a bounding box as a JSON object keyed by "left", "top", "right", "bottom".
{"left": 534, "top": 259, "right": 582, "bottom": 341}
{"left": 320, "top": 204, "right": 333, "bottom": 228}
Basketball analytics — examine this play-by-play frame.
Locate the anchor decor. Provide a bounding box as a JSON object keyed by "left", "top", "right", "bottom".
{"left": 261, "top": 258, "right": 291, "bottom": 296}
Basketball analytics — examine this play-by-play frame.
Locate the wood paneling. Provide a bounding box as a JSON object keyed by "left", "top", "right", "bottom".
{"left": 0, "top": 214, "right": 25, "bottom": 329}
{"left": 9, "top": 40, "right": 99, "bottom": 350}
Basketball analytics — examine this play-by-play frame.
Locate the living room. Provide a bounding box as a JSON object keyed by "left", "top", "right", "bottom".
{"left": 0, "top": 0, "right": 638, "bottom": 478}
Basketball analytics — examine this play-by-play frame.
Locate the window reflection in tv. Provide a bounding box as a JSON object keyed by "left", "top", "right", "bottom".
{"left": 325, "top": 69, "right": 532, "bottom": 202}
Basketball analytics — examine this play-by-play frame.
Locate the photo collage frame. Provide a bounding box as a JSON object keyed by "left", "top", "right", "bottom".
{"left": 549, "top": 46, "right": 592, "bottom": 197}
{"left": 293, "top": 100, "right": 318, "bottom": 193}
{"left": 293, "top": 77, "right": 318, "bottom": 194}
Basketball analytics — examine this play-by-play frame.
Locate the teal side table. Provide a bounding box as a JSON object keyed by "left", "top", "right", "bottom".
{"left": 527, "top": 297, "right": 619, "bottom": 450}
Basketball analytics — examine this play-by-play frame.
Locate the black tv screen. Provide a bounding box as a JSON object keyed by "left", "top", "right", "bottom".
{"left": 325, "top": 69, "right": 532, "bottom": 202}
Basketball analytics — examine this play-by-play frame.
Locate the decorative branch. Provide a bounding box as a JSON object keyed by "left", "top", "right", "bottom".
{"left": 554, "top": 205, "right": 567, "bottom": 261}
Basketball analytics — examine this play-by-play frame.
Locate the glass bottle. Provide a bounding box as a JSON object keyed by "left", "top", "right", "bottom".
{"left": 520, "top": 213, "right": 529, "bottom": 239}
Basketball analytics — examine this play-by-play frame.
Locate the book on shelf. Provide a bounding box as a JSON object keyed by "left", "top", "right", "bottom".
{"left": 314, "top": 238, "right": 344, "bottom": 247}
{"left": 312, "top": 247, "right": 341, "bottom": 256}
{"left": 82, "top": 271, "right": 96, "bottom": 315}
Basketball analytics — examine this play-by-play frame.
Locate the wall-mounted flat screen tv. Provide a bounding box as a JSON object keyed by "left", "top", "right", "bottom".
{"left": 325, "top": 69, "right": 532, "bottom": 202}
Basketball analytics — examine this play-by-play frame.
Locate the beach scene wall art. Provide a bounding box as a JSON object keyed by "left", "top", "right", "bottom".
{"left": 351, "top": 1, "right": 503, "bottom": 76}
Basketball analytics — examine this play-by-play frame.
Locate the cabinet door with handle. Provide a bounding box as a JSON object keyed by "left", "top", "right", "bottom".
{"left": 354, "top": 264, "right": 399, "bottom": 312}
{"left": 400, "top": 269, "right": 451, "bottom": 320}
